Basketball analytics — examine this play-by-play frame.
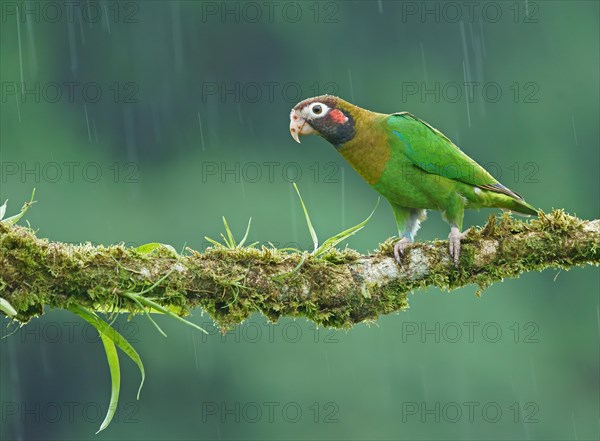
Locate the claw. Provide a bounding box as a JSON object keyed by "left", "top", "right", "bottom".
{"left": 394, "top": 237, "right": 413, "bottom": 264}
{"left": 448, "top": 226, "right": 467, "bottom": 267}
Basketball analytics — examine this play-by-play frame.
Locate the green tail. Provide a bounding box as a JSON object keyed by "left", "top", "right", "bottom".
{"left": 504, "top": 197, "right": 538, "bottom": 216}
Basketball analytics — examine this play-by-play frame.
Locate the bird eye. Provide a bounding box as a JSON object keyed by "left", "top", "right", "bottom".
{"left": 308, "top": 102, "right": 328, "bottom": 118}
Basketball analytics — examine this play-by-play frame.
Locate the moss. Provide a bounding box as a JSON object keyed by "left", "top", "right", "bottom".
{"left": 1, "top": 210, "right": 599, "bottom": 328}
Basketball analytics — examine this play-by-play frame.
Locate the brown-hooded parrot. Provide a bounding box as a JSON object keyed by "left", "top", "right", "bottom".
{"left": 289, "top": 95, "right": 537, "bottom": 265}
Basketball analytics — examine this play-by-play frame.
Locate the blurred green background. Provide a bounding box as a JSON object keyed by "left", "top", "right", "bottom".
{"left": 1, "top": 1, "right": 598, "bottom": 440}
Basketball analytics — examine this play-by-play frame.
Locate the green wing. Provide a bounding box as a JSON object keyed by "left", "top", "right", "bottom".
{"left": 387, "top": 112, "right": 523, "bottom": 200}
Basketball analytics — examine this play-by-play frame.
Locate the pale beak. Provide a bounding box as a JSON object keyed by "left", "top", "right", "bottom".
{"left": 289, "top": 110, "right": 315, "bottom": 143}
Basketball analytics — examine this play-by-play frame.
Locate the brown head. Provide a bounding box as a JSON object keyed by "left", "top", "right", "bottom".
{"left": 289, "top": 95, "right": 359, "bottom": 147}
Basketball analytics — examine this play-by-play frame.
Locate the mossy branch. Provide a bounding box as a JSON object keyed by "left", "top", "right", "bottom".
{"left": 1, "top": 210, "right": 598, "bottom": 330}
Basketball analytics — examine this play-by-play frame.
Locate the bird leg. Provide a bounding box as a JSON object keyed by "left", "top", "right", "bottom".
{"left": 448, "top": 224, "right": 468, "bottom": 267}
{"left": 391, "top": 207, "right": 426, "bottom": 265}
{"left": 394, "top": 237, "right": 413, "bottom": 263}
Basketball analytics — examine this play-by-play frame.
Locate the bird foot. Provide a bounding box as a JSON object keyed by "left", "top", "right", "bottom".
{"left": 448, "top": 226, "right": 468, "bottom": 267}
{"left": 394, "top": 237, "right": 413, "bottom": 264}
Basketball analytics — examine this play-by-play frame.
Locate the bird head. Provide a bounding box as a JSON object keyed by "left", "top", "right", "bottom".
{"left": 289, "top": 95, "right": 357, "bottom": 146}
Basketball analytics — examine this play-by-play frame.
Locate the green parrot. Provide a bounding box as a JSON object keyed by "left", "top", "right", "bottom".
{"left": 289, "top": 95, "right": 537, "bottom": 265}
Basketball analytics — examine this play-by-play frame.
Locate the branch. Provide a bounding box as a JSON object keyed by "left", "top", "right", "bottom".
{"left": 1, "top": 210, "right": 598, "bottom": 330}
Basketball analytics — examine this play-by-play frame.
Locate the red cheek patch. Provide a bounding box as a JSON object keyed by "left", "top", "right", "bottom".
{"left": 329, "top": 109, "right": 348, "bottom": 124}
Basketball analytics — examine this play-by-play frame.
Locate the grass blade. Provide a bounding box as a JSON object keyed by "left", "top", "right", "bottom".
{"left": 68, "top": 304, "right": 145, "bottom": 400}
{"left": 220, "top": 233, "right": 230, "bottom": 247}
{"left": 0, "top": 200, "right": 7, "bottom": 221}
{"left": 125, "top": 292, "right": 167, "bottom": 337}
{"left": 96, "top": 333, "right": 120, "bottom": 434}
{"left": 123, "top": 293, "right": 208, "bottom": 335}
{"left": 135, "top": 270, "right": 174, "bottom": 296}
{"left": 0, "top": 297, "right": 18, "bottom": 317}
{"left": 238, "top": 217, "right": 252, "bottom": 248}
{"left": 204, "top": 236, "right": 223, "bottom": 248}
{"left": 205, "top": 217, "right": 253, "bottom": 249}
{"left": 272, "top": 252, "right": 307, "bottom": 281}
{"left": 222, "top": 216, "right": 236, "bottom": 248}
{"left": 1, "top": 189, "right": 36, "bottom": 226}
{"left": 315, "top": 198, "right": 379, "bottom": 256}
{"left": 293, "top": 183, "right": 318, "bottom": 253}
{"left": 121, "top": 268, "right": 203, "bottom": 336}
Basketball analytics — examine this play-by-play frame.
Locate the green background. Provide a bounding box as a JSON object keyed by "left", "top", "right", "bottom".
{"left": 1, "top": 1, "right": 598, "bottom": 439}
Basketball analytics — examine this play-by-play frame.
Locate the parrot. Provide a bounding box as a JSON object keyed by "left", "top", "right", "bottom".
{"left": 289, "top": 95, "right": 537, "bottom": 265}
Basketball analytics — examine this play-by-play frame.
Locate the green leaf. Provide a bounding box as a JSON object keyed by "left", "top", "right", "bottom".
{"left": 220, "top": 233, "right": 231, "bottom": 247}
{"left": 204, "top": 236, "right": 224, "bottom": 248}
{"left": 293, "top": 183, "right": 318, "bottom": 253}
{"left": 120, "top": 268, "right": 207, "bottom": 335}
{"left": 96, "top": 333, "right": 120, "bottom": 434}
{"left": 315, "top": 198, "right": 380, "bottom": 257}
{"left": 0, "top": 297, "right": 18, "bottom": 317}
{"left": 1, "top": 189, "right": 36, "bottom": 226}
{"left": 135, "top": 243, "right": 177, "bottom": 255}
{"left": 68, "top": 305, "right": 145, "bottom": 399}
{"left": 0, "top": 200, "right": 7, "bottom": 221}
{"left": 237, "top": 217, "right": 252, "bottom": 248}
{"left": 204, "top": 217, "right": 254, "bottom": 250}
{"left": 272, "top": 252, "right": 307, "bottom": 281}
{"left": 222, "top": 216, "right": 236, "bottom": 248}
{"left": 123, "top": 292, "right": 208, "bottom": 335}
{"left": 125, "top": 292, "right": 167, "bottom": 337}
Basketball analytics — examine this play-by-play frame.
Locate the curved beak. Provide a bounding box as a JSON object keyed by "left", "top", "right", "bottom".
{"left": 289, "top": 110, "right": 315, "bottom": 143}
